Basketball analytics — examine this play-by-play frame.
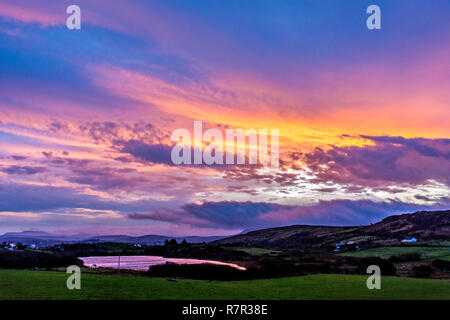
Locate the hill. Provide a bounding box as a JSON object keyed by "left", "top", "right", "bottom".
{"left": 0, "top": 231, "right": 228, "bottom": 246}
{"left": 363, "top": 210, "right": 450, "bottom": 238}
{"left": 215, "top": 210, "right": 450, "bottom": 248}
{"left": 87, "top": 234, "right": 227, "bottom": 245}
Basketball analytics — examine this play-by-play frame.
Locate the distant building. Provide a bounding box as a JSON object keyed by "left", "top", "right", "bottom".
{"left": 334, "top": 243, "right": 342, "bottom": 252}
{"left": 5, "top": 243, "right": 15, "bottom": 251}
{"left": 401, "top": 237, "right": 417, "bottom": 243}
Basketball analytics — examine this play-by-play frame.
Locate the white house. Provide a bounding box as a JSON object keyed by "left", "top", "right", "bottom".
{"left": 401, "top": 237, "right": 417, "bottom": 243}
{"left": 5, "top": 243, "right": 16, "bottom": 251}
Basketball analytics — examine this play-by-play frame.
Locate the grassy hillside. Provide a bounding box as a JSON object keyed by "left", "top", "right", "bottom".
{"left": 339, "top": 247, "right": 450, "bottom": 261}
{"left": 0, "top": 270, "right": 448, "bottom": 300}
{"left": 215, "top": 210, "right": 450, "bottom": 248}
{"left": 216, "top": 225, "right": 356, "bottom": 248}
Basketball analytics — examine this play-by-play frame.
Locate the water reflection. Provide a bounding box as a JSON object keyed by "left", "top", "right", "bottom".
{"left": 80, "top": 255, "right": 246, "bottom": 271}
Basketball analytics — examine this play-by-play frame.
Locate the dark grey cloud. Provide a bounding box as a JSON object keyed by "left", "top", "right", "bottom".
{"left": 0, "top": 182, "right": 111, "bottom": 212}
{"left": 1, "top": 165, "right": 46, "bottom": 175}
{"left": 182, "top": 201, "right": 286, "bottom": 227}
{"left": 47, "top": 120, "right": 169, "bottom": 146}
{"left": 361, "top": 136, "right": 450, "bottom": 159}
{"left": 414, "top": 194, "right": 434, "bottom": 202}
{"left": 0, "top": 182, "right": 176, "bottom": 213}
{"left": 40, "top": 154, "right": 197, "bottom": 192}
{"left": 67, "top": 166, "right": 148, "bottom": 191}
{"left": 127, "top": 201, "right": 288, "bottom": 228}
{"left": 120, "top": 140, "right": 174, "bottom": 165}
{"left": 11, "top": 155, "right": 28, "bottom": 161}
{"left": 300, "top": 136, "right": 450, "bottom": 187}
{"left": 127, "top": 198, "right": 450, "bottom": 229}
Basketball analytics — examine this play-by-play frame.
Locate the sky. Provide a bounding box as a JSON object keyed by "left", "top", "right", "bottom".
{"left": 0, "top": 0, "right": 449, "bottom": 236}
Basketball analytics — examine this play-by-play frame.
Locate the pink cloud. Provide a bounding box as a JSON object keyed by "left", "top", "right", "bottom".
{"left": 0, "top": 2, "right": 62, "bottom": 26}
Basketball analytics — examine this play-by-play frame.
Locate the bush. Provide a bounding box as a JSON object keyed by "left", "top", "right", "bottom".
{"left": 0, "top": 250, "right": 81, "bottom": 269}
{"left": 343, "top": 256, "right": 397, "bottom": 276}
{"left": 147, "top": 263, "right": 248, "bottom": 280}
{"left": 432, "top": 259, "right": 450, "bottom": 271}
{"left": 412, "top": 265, "right": 433, "bottom": 278}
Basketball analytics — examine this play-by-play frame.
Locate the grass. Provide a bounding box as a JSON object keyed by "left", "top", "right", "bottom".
{"left": 0, "top": 270, "right": 449, "bottom": 300}
{"left": 317, "top": 227, "right": 360, "bottom": 238}
{"left": 231, "top": 247, "right": 280, "bottom": 256}
{"left": 339, "top": 246, "right": 450, "bottom": 261}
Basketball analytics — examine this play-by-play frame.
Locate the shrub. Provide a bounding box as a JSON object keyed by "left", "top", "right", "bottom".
{"left": 147, "top": 263, "right": 248, "bottom": 280}
{"left": 343, "top": 257, "right": 397, "bottom": 276}
{"left": 432, "top": 259, "right": 450, "bottom": 271}
{"left": 0, "top": 250, "right": 81, "bottom": 269}
{"left": 412, "top": 265, "right": 433, "bottom": 278}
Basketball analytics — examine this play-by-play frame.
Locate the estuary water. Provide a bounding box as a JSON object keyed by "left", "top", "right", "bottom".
{"left": 80, "top": 255, "right": 246, "bottom": 271}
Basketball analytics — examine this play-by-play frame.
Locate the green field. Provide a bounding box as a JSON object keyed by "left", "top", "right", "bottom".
{"left": 339, "top": 246, "right": 450, "bottom": 261}
{"left": 0, "top": 270, "right": 448, "bottom": 300}
{"left": 231, "top": 247, "right": 280, "bottom": 256}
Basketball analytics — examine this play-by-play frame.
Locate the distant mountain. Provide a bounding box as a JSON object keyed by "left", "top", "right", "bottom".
{"left": 0, "top": 231, "right": 86, "bottom": 244}
{"left": 87, "top": 234, "right": 228, "bottom": 245}
{"left": 1, "top": 231, "right": 52, "bottom": 238}
{"left": 0, "top": 231, "right": 229, "bottom": 245}
{"left": 215, "top": 210, "right": 450, "bottom": 248}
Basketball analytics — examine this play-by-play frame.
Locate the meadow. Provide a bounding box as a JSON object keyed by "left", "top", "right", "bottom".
{"left": 0, "top": 270, "right": 449, "bottom": 300}
{"left": 339, "top": 246, "right": 450, "bottom": 261}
